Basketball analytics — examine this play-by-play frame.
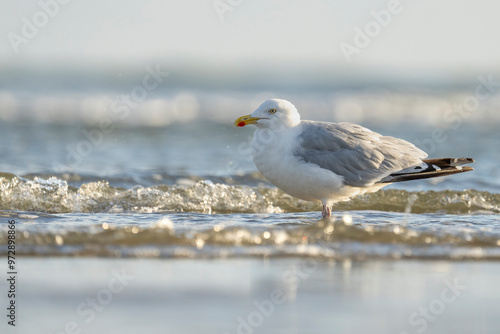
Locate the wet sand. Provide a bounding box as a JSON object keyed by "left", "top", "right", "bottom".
{"left": 2, "top": 257, "right": 499, "bottom": 334}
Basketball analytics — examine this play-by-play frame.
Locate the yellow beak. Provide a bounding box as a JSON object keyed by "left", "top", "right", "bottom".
{"left": 234, "top": 114, "right": 262, "bottom": 127}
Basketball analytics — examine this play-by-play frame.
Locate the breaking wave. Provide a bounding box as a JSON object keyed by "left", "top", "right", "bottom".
{"left": 1, "top": 173, "right": 499, "bottom": 260}
{"left": 1, "top": 173, "right": 499, "bottom": 215}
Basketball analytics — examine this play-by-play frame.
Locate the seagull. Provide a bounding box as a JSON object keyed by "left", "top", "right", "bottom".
{"left": 234, "top": 99, "right": 474, "bottom": 219}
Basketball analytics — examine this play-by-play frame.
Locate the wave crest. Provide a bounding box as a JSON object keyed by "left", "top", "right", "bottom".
{"left": 0, "top": 174, "right": 498, "bottom": 214}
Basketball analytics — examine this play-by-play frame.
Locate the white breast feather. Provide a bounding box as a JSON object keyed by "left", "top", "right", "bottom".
{"left": 251, "top": 127, "right": 382, "bottom": 205}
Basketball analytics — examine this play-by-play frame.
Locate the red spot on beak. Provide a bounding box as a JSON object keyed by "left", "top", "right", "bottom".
{"left": 237, "top": 121, "right": 246, "bottom": 127}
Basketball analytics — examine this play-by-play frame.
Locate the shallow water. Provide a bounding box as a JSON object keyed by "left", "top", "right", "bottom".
{"left": 4, "top": 258, "right": 500, "bottom": 334}
{"left": 0, "top": 92, "right": 499, "bottom": 261}
{"left": 1, "top": 88, "right": 499, "bottom": 333}
{"left": 2, "top": 207, "right": 500, "bottom": 260}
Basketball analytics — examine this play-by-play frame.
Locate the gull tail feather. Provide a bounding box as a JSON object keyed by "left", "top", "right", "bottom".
{"left": 378, "top": 157, "right": 474, "bottom": 183}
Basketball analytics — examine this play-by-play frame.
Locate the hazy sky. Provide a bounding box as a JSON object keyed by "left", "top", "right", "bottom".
{"left": 1, "top": 0, "right": 499, "bottom": 75}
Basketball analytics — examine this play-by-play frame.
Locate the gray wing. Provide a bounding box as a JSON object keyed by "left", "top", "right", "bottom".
{"left": 293, "top": 121, "right": 427, "bottom": 187}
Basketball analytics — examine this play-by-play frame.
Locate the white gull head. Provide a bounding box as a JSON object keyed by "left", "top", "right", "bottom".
{"left": 235, "top": 99, "right": 301, "bottom": 129}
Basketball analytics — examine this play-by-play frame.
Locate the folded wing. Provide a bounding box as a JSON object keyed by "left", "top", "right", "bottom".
{"left": 294, "top": 121, "right": 428, "bottom": 187}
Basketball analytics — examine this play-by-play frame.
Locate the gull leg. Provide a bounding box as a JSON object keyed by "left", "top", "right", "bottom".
{"left": 322, "top": 204, "right": 331, "bottom": 219}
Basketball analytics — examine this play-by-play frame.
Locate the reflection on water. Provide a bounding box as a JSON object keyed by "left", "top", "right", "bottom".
{"left": 15, "top": 258, "right": 500, "bottom": 334}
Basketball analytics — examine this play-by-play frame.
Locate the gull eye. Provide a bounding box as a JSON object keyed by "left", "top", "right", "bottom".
{"left": 269, "top": 108, "right": 277, "bottom": 114}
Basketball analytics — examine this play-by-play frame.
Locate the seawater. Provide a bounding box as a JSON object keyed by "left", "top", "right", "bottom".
{"left": 0, "top": 88, "right": 499, "bottom": 260}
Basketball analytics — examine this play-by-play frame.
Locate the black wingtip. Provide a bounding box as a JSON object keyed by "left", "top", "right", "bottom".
{"left": 423, "top": 157, "right": 475, "bottom": 168}
{"left": 378, "top": 158, "right": 475, "bottom": 184}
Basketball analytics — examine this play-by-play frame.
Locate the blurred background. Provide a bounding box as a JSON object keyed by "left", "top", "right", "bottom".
{"left": 0, "top": 0, "right": 499, "bottom": 185}
{"left": 2, "top": 3, "right": 500, "bottom": 334}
